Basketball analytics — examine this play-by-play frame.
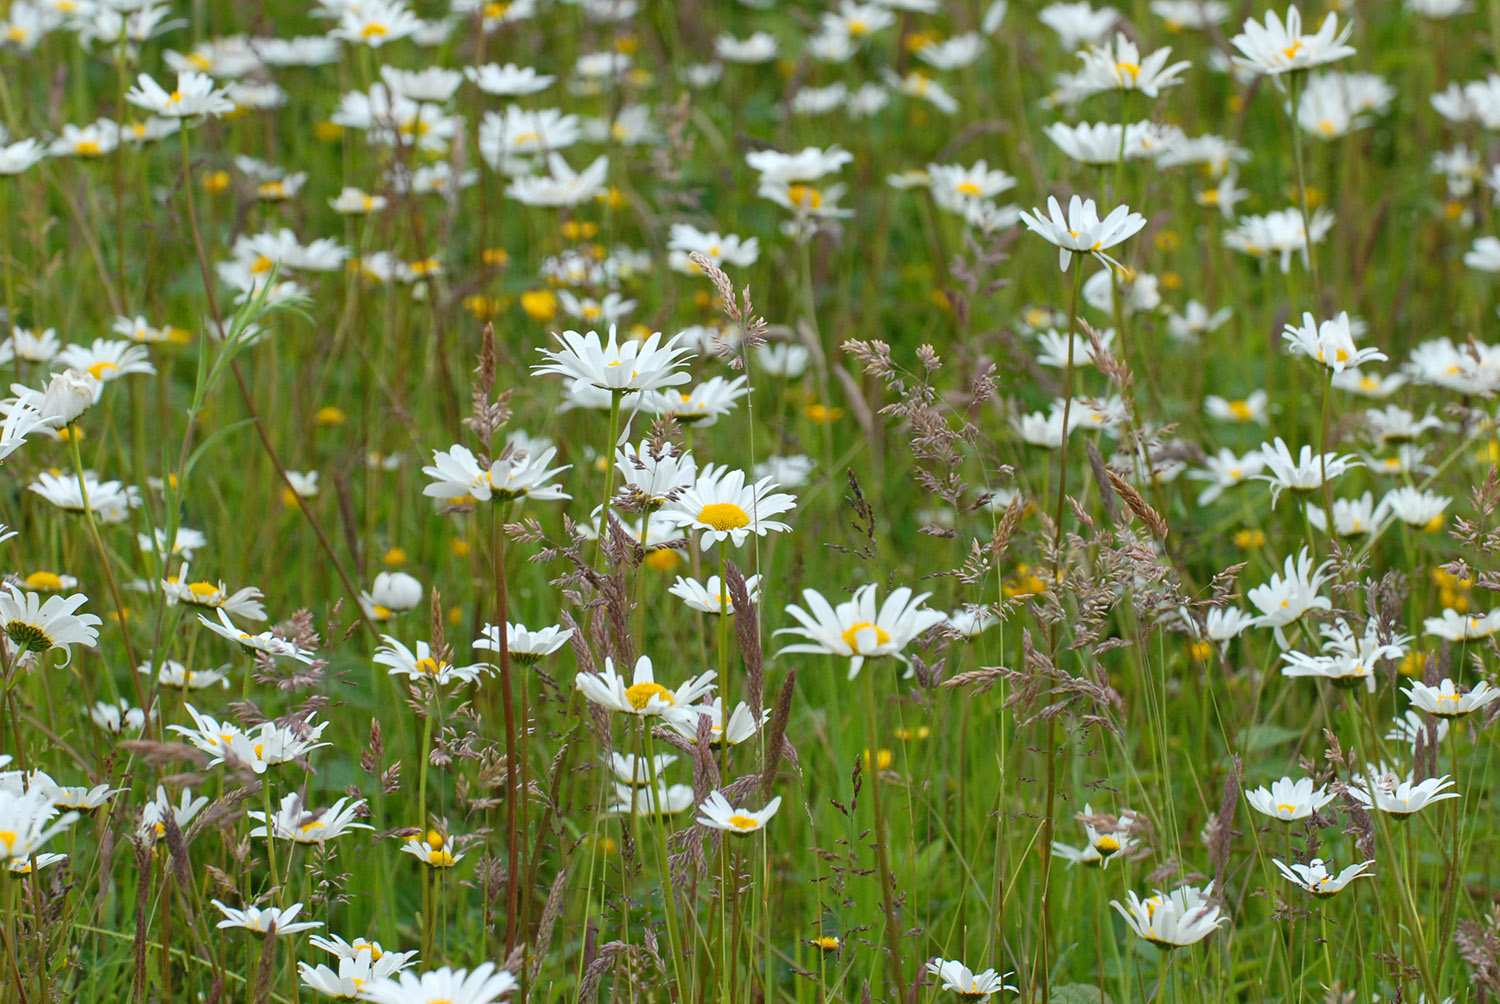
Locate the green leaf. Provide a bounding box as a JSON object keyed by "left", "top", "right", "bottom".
{"left": 1050, "top": 984, "right": 1114, "bottom": 1004}
{"left": 1237, "top": 724, "right": 1304, "bottom": 752}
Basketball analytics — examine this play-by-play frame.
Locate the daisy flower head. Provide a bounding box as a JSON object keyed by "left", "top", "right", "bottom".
{"left": 138, "top": 786, "right": 209, "bottom": 843}
{"left": 401, "top": 829, "right": 464, "bottom": 868}
{"left": 667, "top": 574, "right": 761, "bottom": 614}
{"left": 1280, "top": 617, "right": 1409, "bottom": 690}
{"left": 575, "top": 655, "right": 715, "bottom": 717}
{"left": 0, "top": 788, "right": 79, "bottom": 861}
{"left": 532, "top": 325, "right": 693, "bottom": 393}
{"left": 1246, "top": 547, "right": 1331, "bottom": 642}
{"left": 1245, "top": 775, "right": 1335, "bottom": 822}
{"left": 0, "top": 585, "right": 101, "bottom": 663}
{"left": 1255, "top": 437, "right": 1361, "bottom": 506}
{"left": 359, "top": 962, "right": 517, "bottom": 1004}
{"left": 1076, "top": 33, "right": 1190, "bottom": 98}
{"left": 925, "top": 958, "right": 1017, "bottom": 1000}
{"left": 1422, "top": 608, "right": 1500, "bottom": 641}
{"left": 299, "top": 947, "right": 414, "bottom": 999}
{"left": 197, "top": 609, "right": 315, "bottom": 664}
{"left": 249, "top": 793, "right": 372, "bottom": 844}
{"left": 664, "top": 463, "right": 797, "bottom": 549}
{"left": 1348, "top": 766, "right": 1459, "bottom": 818}
{"left": 605, "top": 779, "right": 696, "bottom": 817}
{"left": 474, "top": 621, "right": 571, "bottom": 664}
{"left": 1223, "top": 207, "right": 1334, "bottom": 272}
{"left": 776, "top": 582, "right": 948, "bottom": 679}
{"left": 1018, "top": 194, "right": 1147, "bottom": 271}
{"left": 614, "top": 440, "right": 697, "bottom": 508}
{"left": 1111, "top": 883, "right": 1227, "bottom": 948}
{"left": 696, "top": 790, "right": 783, "bottom": 835}
{"left": 1282, "top": 311, "right": 1386, "bottom": 372}
{"left": 1273, "top": 857, "right": 1374, "bottom": 897}
{"left": 213, "top": 900, "right": 321, "bottom": 936}
{"left": 1304, "top": 491, "right": 1384, "bottom": 538}
{"left": 1405, "top": 678, "right": 1500, "bottom": 718}
{"left": 422, "top": 444, "right": 571, "bottom": 505}
{"left": 1052, "top": 803, "right": 1138, "bottom": 867}
{"left": 1230, "top": 5, "right": 1355, "bottom": 76}
{"left": 1380, "top": 487, "right": 1450, "bottom": 529}
{"left": 12, "top": 369, "right": 102, "bottom": 426}
{"left": 662, "top": 698, "right": 768, "bottom": 747}
{"left": 375, "top": 636, "right": 487, "bottom": 687}
{"left": 125, "top": 70, "right": 234, "bottom": 118}
{"left": 1204, "top": 390, "right": 1269, "bottom": 424}
{"left": 607, "top": 752, "right": 678, "bottom": 787}
{"left": 161, "top": 564, "right": 267, "bottom": 620}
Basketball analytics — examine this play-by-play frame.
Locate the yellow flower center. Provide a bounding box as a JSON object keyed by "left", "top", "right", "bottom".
{"left": 840, "top": 621, "right": 891, "bottom": 653}
{"left": 955, "top": 180, "right": 983, "bottom": 197}
{"left": 1228, "top": 399, "right": 1253, "bottom": 420}
{"left": 87, "top": 361, "right": 117, "bottom": 380}
{"left": 0, "top": 831, "right": 16, "bottom": 852}
{"left": 624, "top": 681, "right": 673, "bottom": 711}
{"left": 1095, "top": 835, "right": 1120, "bottom": 854}
{"left": 361, "top": 22, "right": 388, "bottom": 37}
{"left": 698, "top": 502, "right": 750, "bottom": 531}
{"left": 76, "top": 140, "right": 101, "bottom": 156}
{"left": 300, "top": 821, "right": 326, "bottom": 835}
{"left": 1282, "top": 40, "right": 1302, "bottom": 60}
{"left": 167, "top": 90, "right": 183, "bottom": 104}
{"left": 1116, "top": 61, "right": 1140, "bottom": 81}
{"left": 1277, "top": 803, "right": 1297, "bottom": 814}
{"left": 414, "top": 657, "right": 446, "bottom": 676}
{"left": 187, "top": 581, "right": 220, "bottom": 600}
{"left": 23, "top": 571, "right": 64, "bottom": 591}
{"left": 786, "top": 184, "right": 823, "bottom": 209}
{"left": 728, "top": 814, "right": 759, "bottom": 830}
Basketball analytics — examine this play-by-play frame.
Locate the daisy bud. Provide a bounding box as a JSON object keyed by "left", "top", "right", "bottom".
{"left": 372, "top": 572, "right": 423, "bottom": 613}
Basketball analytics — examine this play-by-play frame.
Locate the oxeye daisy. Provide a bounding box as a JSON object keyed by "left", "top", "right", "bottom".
{"left": 532, "top": 325, "right": 693, "bottom": 393}
{"left": 1051, "top": 803, "right": 1139, "bottom": 867}
{"left": 1111, "top": 883, "right": 1227, "bottom": 948}
{"left": 695, "top": 790, "right": 782, "bottom": 835}
{"left": 375, "top": 636, "right": 487, "bottom": 687}
{"left": 399, "top": 829, "right": 465, "bottom": 869}
{"left": 474, "top": 621, "right": 571, "bottom": 664}
{"left": 1255, "top": 437, "right": 1361, "bottom": 506}
{"left": 1018, "top": 194, "right": 1147, "bottom": 271}
{"left": 662, "top": 698, "right": 768, "bottom": 747}
{"left": 249, "top": 793, "right": 372, "bottom": 844}
{"left": 299, "top": 947, "right": 414, "bottom": 1000}
{"left": 575, "top": 655, "right": 715, "bottom": 717}
{"left": 198, "top": 609, "right": 315, "bottom": 663}
{"left": 0, "top": 585, "right": 102, "bottom": 663}
{"left": 1230, "top": 5, "right": 1355, "bottom": 77}
{"left": 925, "top": 958, "right": 1017, "bottom": 1000}
{"left": 1281, "top": 311, "right": 1386, "bottom": 372}
{"left": 1348, "top": 766, "right": 1459, "bottom": 818}
{"left": 776, "top": 583, "right": 948, "bottom": 679}
{"left": 1405, "top": 678, "right": 1500, "bottom": 718}
{"left": 0, "top": 788, "right": 80, "bottom": 861}
{"left": 125, "top": 70, "right": 234, "bottom": 118}
{"left": 1273, "top": 857, "right": 1374, "bottom": 897}
{"left": 137, "top": 786, "right": 209, "bottom": 843}
{"left": 358, "top": 962, "right": 518, "bottom": 1004}
{"left": 1245, "top": 776, "right": 1335, "bottom": 822}
{"left": 663, "top": 463, "right": 797, "bottom": 548}
{"left": 160, "top": 564, "right": 267, "bottom": 620}
{"left": 667, "top": 573, "right": 762, "bottom": 614}
{"left": 213, "top": 900, "right": 321, "bottom": 935}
